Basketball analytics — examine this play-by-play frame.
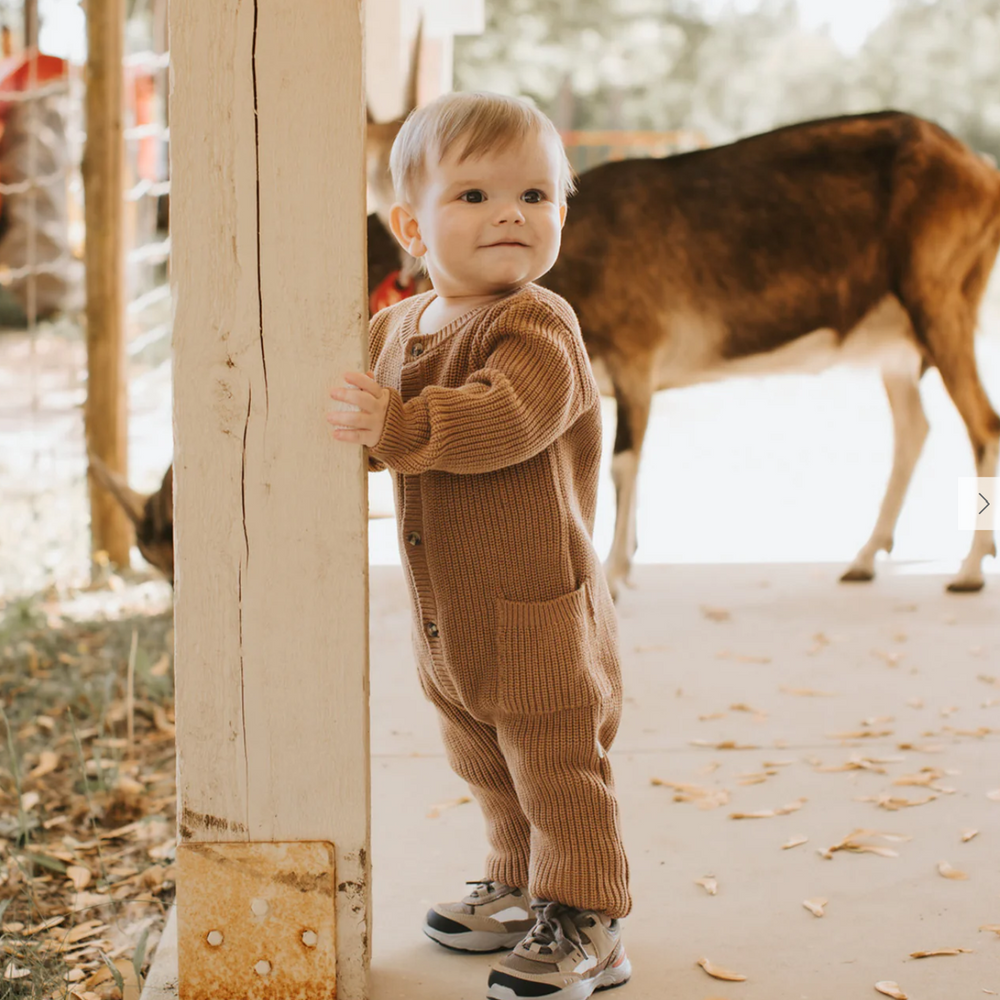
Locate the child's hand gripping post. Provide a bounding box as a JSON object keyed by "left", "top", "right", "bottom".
{"left": 327, "top": 371, "right": 389, "bottom": 448}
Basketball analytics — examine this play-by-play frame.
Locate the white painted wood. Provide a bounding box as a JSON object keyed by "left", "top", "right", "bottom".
{"left": 170, "top": 0, "right": 370, "bottom": 995}
{"left": 366, "top": 0, "right": 405, "bottom": 121}
{"left": 140, "top": 907, "right": 178, "bottom": 1000}
{"left": 366, "top": 0, "right": 484, "bottom": 122}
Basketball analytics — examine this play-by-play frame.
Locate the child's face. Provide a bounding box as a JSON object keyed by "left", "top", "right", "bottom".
{"left": 394, "top": 130, "right": 568, "bottom": 298}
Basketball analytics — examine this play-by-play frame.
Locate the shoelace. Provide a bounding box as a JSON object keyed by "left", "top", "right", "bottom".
{"left": 465, "top": 879, "right": 499, "bottom": 900}
{"left": 521, "top": 900, "right": 587, "bottom": 955}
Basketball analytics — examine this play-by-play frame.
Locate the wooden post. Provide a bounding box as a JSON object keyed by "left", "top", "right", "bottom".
{"left": 170, "top": 0, "right": 370, "bottom": 997}
{"left": 24, "top": 0, "right": 38, "bottom": 49}
{"left": 83, "top": 0, "right": 131, "bottom": 568}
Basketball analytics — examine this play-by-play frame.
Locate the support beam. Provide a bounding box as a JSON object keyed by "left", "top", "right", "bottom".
{"left": 170, "top": 0, "right": 370, "bottom": 997}
{"left": 83, "top": 0, "right": 131, "bottom": 569}
{"left": 24, "top": 0, "right": 38, "bottom": 49}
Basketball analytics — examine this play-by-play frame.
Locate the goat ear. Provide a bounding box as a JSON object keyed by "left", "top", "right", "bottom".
{"left": 87, "top": 450, "right": 148, "bottom": 527}
{"left": 402, "top": 12, "right": 423, "bottom": 117}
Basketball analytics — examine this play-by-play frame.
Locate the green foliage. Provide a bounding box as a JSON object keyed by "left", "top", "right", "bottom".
{"left": 455, "top": 0, "right": 1000, "bottom": 159}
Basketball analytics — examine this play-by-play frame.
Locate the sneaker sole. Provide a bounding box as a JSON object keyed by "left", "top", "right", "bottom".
{"left": 486, "top": 953, "right": 632, "bottom": 1000}
{"left": 423, "top": 924, "right": 527, "bottom": 953}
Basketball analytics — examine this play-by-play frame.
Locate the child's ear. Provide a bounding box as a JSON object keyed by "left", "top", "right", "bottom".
{"left": 559, "top": 203, "right": 568, "bottom": 229}
{"left": 389, "top": 203, "right": 427, "bottom": 258}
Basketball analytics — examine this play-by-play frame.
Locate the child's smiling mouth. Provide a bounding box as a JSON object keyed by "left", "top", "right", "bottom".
{"left": 483, "top": 240, "right": 529, "bottom": 247}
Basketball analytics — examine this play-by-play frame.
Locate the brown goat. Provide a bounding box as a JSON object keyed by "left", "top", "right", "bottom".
{"left": 539, "top": 112, "right": 1000, "bottom": 595}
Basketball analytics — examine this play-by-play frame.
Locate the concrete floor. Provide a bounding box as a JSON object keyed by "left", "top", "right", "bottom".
{"left": 369, "top": 562, "right": 1000, "bottom": 1000}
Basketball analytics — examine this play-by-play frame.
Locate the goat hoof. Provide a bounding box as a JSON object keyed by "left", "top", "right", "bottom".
{"left": 840, "top": 567, "right": 874, "bottom": 583}
{"left": 946, "top": 578, "right": 985, "bottom": 593}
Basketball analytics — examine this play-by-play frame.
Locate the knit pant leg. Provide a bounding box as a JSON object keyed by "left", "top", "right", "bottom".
{"left": 495, "top": 703, "right": 631, "bottom": 919}
{"left": 429, "top": 691, "right": 531, "bottom": 890}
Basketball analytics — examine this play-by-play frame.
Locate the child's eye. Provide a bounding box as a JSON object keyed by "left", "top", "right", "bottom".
{"left": 522, "top": 189, "right": 546, "bottom": 204}
{"left": 459, "top": 190, "right": 485, "bottom": 203}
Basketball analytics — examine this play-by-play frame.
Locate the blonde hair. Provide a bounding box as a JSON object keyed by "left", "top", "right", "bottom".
{"left": 389, "top": 91, "right": 576, "bottom": 206}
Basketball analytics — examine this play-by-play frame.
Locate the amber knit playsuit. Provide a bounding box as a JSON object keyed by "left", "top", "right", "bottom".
{"left": 368, "top": 282, "right": 631, "bottom": 919}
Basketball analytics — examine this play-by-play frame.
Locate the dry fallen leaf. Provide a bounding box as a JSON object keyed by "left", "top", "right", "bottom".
{"left": 945, "top": 726, "right": 994, "bottom": 739}
{"left": 701, "top": 606, "right": 731, "bottom": 622}
{"left": 897, "top": 742, "right": 944, "bottom": 753}
{"left": 730, "top": 798, "right": 806, "bottom": 820}
{"left": 862, "top": 715, "right": 895, "bottom": 726}
{"left": 782, "top": 836, "right": 808, "bottom": 850}
{"left": 875, "top": 982, "right": 908, "bottom": 999}
{"left": 695, "top": 877, "right": 718, "bottom": 896}
{"left": 716, "top": 649, "right": 772, "bottom": 664}
{"left": 730, "top": 702, "right": 766, "bottom": 716}
{"left": 28, "top": 750, "right": 60, "bottom": 780}
{"left": 828, "top": 728, "right": 895, "bottom": 740}
{"left": 819, "top": 829, "right": 908, "bottom": 860}
{"left": 962, "top": 829, "right": 979, "bottom": 843}
{"left": 871, "top": 649, "right": 904, "bottom": 667}
{"left": 696, "top": 958, "right": 747, "bottom": 982}
{"left": 699, "top": 712, "right": 728, "bottom": 721}
{"left": 893, "top": 768, "right": 946, "bottom": 788}
{"left": 150, "top": 652, "right": 171, "bottom": 676}
{"left": 937, "top": 861, "right": 968, "bottom": 880}
{"left": 857, "top": 792, "right": 938, "bottom": 811}
{"left": 152, "top": 704, "right": 175, "bottom": 736}
{"left": 909, "top": 948, "right": 972, "bottom": 958}
{"left": 803, "top": 897, "right": 827, "bottom": 917}
{"left": 426, "top": 795, "right": 472, "bottom": 819}
{"left": 807, "top": 631, "right": 831, "bottom": 654}
{"left": 979, "top": 925, "right": 1000, "bottom": 936}
{"left": 816, "top": 754, "right": 891, "bottom": 774}
{"left": 737, "top": 772, "right": 773, "bottom": 786}
{"left": 780, "top": 686, "right": 836, "bottom": 697}
{"left": 690, "top": 740, "right": 760, "bottom": 751}
{"left": 651, "top": 778, "right": 731, "bottom": 810}
{"left": 65, "top": 866, "right": 92, "bottom": 891}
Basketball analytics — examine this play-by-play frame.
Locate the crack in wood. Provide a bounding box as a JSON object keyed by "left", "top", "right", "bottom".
{"left": 251, "top": 0, "right": 267, "bottom": 412}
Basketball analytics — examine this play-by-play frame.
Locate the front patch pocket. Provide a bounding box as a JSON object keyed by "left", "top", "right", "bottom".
{"left": 495, "top": 581, "right": 612, "bottom": 714}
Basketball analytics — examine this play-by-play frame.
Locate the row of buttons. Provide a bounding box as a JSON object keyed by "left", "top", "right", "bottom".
{"left": 399, "top": 350, "right": 432, "bottom": 635}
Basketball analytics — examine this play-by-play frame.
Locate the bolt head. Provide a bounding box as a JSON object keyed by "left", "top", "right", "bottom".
{"left": 251, "top": 898, "right": 269, "bottom": 917}
{"left": 206, "top": 931, "right": 223, "bottom": 947}
{"left": 301, "top": 929, "right": 318, "bottom": 948}
{"left": 254, "top": 960, "right": 272, "bottom": 976}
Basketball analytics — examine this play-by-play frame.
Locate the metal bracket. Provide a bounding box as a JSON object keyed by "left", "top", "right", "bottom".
{"left": 177, "top": 841, "right": 337, "bottom": 1000}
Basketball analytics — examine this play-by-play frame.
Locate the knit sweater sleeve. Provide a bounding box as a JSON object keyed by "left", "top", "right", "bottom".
{"left": 371, "top": 305, "right": 592, "bottom": 476}
{"left": 366, "top": 309, "right": 392, "bottom": 474}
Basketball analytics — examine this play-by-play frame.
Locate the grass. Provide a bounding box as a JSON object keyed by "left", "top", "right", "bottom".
{"left": 0, "top": 584, "right": 175, "bottom": 1000}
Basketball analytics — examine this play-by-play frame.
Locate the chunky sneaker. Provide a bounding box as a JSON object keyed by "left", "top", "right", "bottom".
{"left": 486, "top": 900, "right": 631, "bottom": 999}
{"left": 423, "top": 880, "right": 535, "bottom": 953}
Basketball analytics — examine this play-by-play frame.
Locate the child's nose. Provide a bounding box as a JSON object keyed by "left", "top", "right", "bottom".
{"left": 495, "top": 201, "right": 525, "bottom": 225}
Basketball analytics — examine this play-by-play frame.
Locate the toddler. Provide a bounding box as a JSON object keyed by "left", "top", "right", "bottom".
{"left": 328, "top": 91, "right": 631, "bottom": 1000}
